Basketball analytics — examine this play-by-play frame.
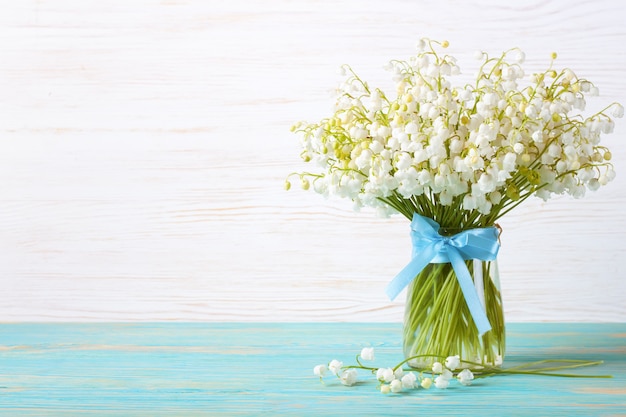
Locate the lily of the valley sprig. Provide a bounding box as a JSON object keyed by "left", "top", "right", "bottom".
{"left": 314, "top": 347, "right": 610, "bottom": 394}
{"left": 287, "top": 38, "right": 622, "bottom": 228}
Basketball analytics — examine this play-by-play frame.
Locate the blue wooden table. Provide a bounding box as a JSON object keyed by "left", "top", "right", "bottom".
{"left": 0, "top": 323, "right": 625, "bottom": 416}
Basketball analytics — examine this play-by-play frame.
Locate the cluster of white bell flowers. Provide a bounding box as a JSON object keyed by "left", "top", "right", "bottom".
{"left": 313, "top": 347, "right": 609, "bottom": 394}
{"left": 288, "top": 39, "right": 622, "bottom": 223}
{"left": 314, "top": 348, "right": 472, "bottom": 394}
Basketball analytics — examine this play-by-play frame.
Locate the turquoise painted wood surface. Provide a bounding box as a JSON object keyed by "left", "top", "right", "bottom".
{"left": 0, "top": 323, "right": 625, "bottom": 416}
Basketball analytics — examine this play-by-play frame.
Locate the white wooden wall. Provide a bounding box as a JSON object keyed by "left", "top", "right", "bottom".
{"left": 1, "top": 0, "right": 624, "bottom": 322}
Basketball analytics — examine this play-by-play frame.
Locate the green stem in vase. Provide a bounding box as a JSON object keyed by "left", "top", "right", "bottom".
{"left": 403, "top": 260, "right": 505, "bottom": 371}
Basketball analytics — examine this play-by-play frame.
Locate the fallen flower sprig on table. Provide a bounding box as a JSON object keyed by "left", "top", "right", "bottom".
{"left": 314, "top": 347, "right": 611, "bottom": 394}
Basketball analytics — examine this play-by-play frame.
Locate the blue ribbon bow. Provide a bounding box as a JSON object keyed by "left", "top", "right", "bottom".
{"left": 386, "top": 213, "right": 501, "bottom": 336}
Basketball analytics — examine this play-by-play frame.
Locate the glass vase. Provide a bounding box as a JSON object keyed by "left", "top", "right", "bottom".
{"left": 402, "top": 259, "right": 505, "bottom": 371}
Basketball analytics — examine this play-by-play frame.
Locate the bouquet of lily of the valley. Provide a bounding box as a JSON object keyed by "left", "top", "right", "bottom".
{"left": 287, "top": 39, "right": 622, "bottom": 372}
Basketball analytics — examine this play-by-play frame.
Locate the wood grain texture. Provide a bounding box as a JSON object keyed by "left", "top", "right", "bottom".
{"left": 0, "top": 323, "right": 625, "bottom": 416}
{"left": 0, "top": 0, "right": 625, "bottom": 322}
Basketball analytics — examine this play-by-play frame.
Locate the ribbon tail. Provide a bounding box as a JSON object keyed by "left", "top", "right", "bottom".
{"left": 386, "top": 244, "right": 437, "bottom": 300}
{"left": 473, "top": 259, "right": 485, "bottom": 309}
{"left": 447, "top": 247, "right": 492, "bottom": 336}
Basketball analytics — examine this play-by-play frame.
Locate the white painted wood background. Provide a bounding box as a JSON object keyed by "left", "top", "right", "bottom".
{"left": 1, "top": 0, "right": 624, "bottom": 322}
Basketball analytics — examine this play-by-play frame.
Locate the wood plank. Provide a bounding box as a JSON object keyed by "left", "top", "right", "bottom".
{"left": 0, "top": 0, "right": 625, "bottom": 322}
{"left": 0, "top": 323, "right": 624, "bottom": 415}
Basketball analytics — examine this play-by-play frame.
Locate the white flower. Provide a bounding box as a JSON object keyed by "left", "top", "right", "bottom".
{"left": 476, "top": 195, "right": 493, "bottom": 215}
{"left": 489, "top": 190, "right": 502, "bottom": 204}
{"left": 478, "top": 172, "right": 497, "bottom": 193}
{"left": 441, "top": 369, "right": 454, "bottom": 381}
{"left": 340, "top": 369, "right": 358, "bottom": 386}
{"left": 401, "top": 372, "right": 417, "bottom": 389}
{"left": 434, "top": 375, "right": 450, "bottom": 389}
{"left": 438, "top": 189, "right": 453, "bottom": 206}
{"left": 536, "top": 188, "right": 551, "bottom": 201}
{"left": 405, "top": 122, "right": 419, "bottom": 134}
{"left": 464, "top": 148, "right": 485, "bottom": 170}
{"left": 457, "top": 369, "right": 475, "bottom": 386}
{"left": 612, "top": 103, "right": 624, "bottom": 118}
{"left": 449, "top": 138, "right": 464, "bottom": 154}
{"left": 587, "top": 178, "right": 601, "bottom": 191}
{"left": 432, "top": 362, "right": 443, "bottom": 374}
{"left": 376, "top": 367, "right": 396, "bottom": 383}
{"left": 313, "top": 364, "right": 328, "bottom": 377}
{"left": 369, "top": 140, "right": 384, "bottom": 153}
{"left": 420, "top": 377, "right": 433, "bottom": 389}
{"left": 445, "top": 355, "right": 461, "bottom": 370}
{"left": 462, "top": 194, "right": 477, "bottom": 211}
{"left": 571, "top": 184, "right": 586, "bottom": 199}
{"left": 548, "top": 143, "right": 561, "bottom": 158}
{"left": 390, "top": 379, "right": 403, "bottom": 393}
{"left": 602, "top": 119, "right": 615, "bottom": 134}
{"left": 360, "top": 347, "right": 375, "bottom": 361}
{"left": 574, "top": 97, "right": 586, "bottom": 110}
{"left": 380, "top": 384, "right": 391, "bottom": 394}
{"left": 328, "top": 359, "right": 343, "bottom": 376}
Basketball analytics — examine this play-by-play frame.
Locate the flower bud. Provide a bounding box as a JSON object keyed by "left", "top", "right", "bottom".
{"left": 401, "top": 372, "right": 417, "bottom": 389}
{"left": 340, "top": 369, "right": 358, "bottom": 386}
{"left": 445, "top": 355, "right": 461, "bottom": 370}
{"left": 457, "top": 369, "right": 475, "bottom": 386}
{"left": 314, "top": 364, "right": 328, "bottom": 377}
{"left": 360, "top": 347, "right": 375, "bottom": 361}
{"left": 434, "top": 375, "right": 450, "bottom": 389}
{"left": 376, "top": 367, "right": 395, "bottom": 383}
{"left": 390, "top": 379, "right": 403, "bottom": 393}
{"left": 328, "top": 359, "right": 343, "bottom": 375}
